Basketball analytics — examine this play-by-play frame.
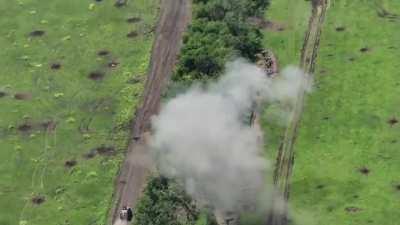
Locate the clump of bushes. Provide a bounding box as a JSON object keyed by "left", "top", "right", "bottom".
{"left": 134, "top": 176, "right": 199, "bottom": 225}
{"left": 174, "top": 0, "right": 270, "bottom": 81}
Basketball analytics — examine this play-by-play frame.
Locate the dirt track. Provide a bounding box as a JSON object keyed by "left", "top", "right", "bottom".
{"left": 268, "top": 0, "right": 328, "bottom": 224}
{"left": 109, "top": 0, "right": 191, "bottom": 224}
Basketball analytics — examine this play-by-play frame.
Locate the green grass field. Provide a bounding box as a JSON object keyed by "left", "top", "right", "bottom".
{"left": 291, "top": 0, "right": 400, "bottom": 224}
{"left": 0, "top": 1, "right": 158, "bottom": 224}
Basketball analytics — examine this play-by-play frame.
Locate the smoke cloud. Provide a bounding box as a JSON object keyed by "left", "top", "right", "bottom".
{"left": 150, "top": 59, "right": 311, "bottom": 212}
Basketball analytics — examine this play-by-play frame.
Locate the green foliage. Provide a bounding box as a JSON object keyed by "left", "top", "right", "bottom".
{"left": 174, "top": 0, "right": 269, "bottom": 81}
{"left": 134, "top": 176, "right": 199, "bottom": 225}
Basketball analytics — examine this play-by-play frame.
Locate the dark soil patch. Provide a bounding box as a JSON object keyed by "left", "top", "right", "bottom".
{"left": 335, "top": 26, "right": 345, "bottom": 32}
{"left": 360, "top": 47, "right": 370, "bottom": 53}
{"left": 65, "top": 160, "right": 77, "bottom": 168}
{"left": 127, "top": 17, "right": 141, "bottom": 23}
{"left": 14, "top": 92, "right": 32, "bottom": 100}
{"left": 345, "top": 207, "right": 361, "bottom": 213}
{"left": 115, "top": 0, "right": 127, "bottom": 7}
{"left": 108, "top": 61, "right": 119, "bottom": 68}
{"left": 83, "top": 150, "right": 97, "bottom": 159}
{"left": 387, "top": 117, "right": 398, "bottom": 126}
{"left": 127, "top": 31, "right": 139, "bottom": 38}
{"left": 32, "top": 195, "right": 46, "bottom": 205}
{"left": 95, "top": 146, "right": 116, "bottom": 156}
{"left": 0, "top": 91, "right": 6, "bottom": 98}
{"left": 50, "top": 63, "right": 61, "bottom": 70}
{"left": 18, "top": 123, "right": 33, "bottom": 132}
{"left": 359, "top": 167, "right": 370, "bottom": 175}
{"left": 97, "top": 50, "right": 110, "bottom": 56}
{"left": 29, "top": 30, "right": 45, "bottom": 37}
{"left": 88, "top": 71, "right": 105, "bottom": 80}
{"left": 41, "top": 120, "right": 57, "bottom": 132}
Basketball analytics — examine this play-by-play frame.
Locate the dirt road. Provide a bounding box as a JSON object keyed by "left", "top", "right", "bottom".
{"left": 268, "top": 0, "right": 328, "bottom": 224}
{"left": 109, "top": 0, "right": 191, "bottom": 224}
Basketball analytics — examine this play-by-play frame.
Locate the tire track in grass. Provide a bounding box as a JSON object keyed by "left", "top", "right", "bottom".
{"left": 268, "top": 0, "right": 329, "bottom": 224}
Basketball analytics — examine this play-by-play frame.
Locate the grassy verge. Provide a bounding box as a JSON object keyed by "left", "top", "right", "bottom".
{"left": 0, "top": 0, "right": 158, "bottom": 224}
{"left": 290, "top": 0, "right": 400, "bottom": 224}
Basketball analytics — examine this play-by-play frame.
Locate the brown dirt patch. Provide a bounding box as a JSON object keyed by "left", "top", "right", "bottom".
{"left": 359, "top": 167, "right": 370, "bottom": 175}
{"left": 388, "top": 117, "right": 398, "bottom": 126}
{"left": 50, "top": 63, "right": 61, "bottom": 70}
{"left": 0, "top": 91, "right": 6, "bottom": 98}
{"left": 88, "top": 71, "right": 105, "bottom": 80}
{"left": 29, "top": 30, "right": 45, "bottom": 37}
{"left": 108, "top": 61, "right": 119, "bottom": 68}
{"left": 127, "top": 31, "right": 139, "bottom": 38}
{"left": 97, "top": 50, "right": 110, "bottom": 56}
{"left": 83, "top": 150, "right": 97, "bottom": 159}
{"left": 32, "top": 195, "right": 46, "bottom": 205}
{"left": 65, "top": 160, "right": 77, "bottom": 168}
{"left": 95, "top": 146, "right": 116, "bottom": 156}
{"left": 360, "top": 47, "right": 370, "bottom": 53}
{"left": 345, "top": 207, "right": 361, "bottom": 213}
{"left": 41, "top": 120, "right": 57, "bottom": 132}
{"left": 127, "top": 17, "right": 141, "bottom": 23}
{"left": 14, "top": 92, "right": 32, "bottom": 100}
{"left": 335, "top": 26, "right": 345, "bottom": 32}
{"left": 18, "top": 123, "right": 33, "bottom": 133}
{"left": 248, "top": 17, "right": 285, "bottom": 31}
{"left": 115, "top": 0, "right": 127, "bottom": 7}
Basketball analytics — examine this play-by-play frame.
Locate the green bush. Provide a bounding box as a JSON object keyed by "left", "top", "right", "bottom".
{"left": 174, "top": 0, "right": 270, "bottom": 81}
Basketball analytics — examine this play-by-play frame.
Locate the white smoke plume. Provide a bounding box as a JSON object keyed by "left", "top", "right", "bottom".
{"left": 150, "top": 59, "right": 311, "bottom": 212}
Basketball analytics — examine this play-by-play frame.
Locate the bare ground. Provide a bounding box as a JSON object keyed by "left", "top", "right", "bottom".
{"left": 108, "top": 0, "right": 192, "bottom": 224}
{"left": 268, "top": 0, "right": 329, "bottom": 224}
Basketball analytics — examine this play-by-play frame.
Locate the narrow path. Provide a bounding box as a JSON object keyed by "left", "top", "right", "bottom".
{"left": 268, "top": 0, "right": 328, "bottom": 224}
{"left": 108, "top": 0, "right": 192, "bottom": 224}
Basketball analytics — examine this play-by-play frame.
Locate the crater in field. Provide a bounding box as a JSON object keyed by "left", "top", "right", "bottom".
{"left": 41, "top": 120, "right": 57, "bottom": 132}
{"left": 387, "top": 117, "right": 398, "bottom": 126}
{"left": 29, "top": 30, "right": 45, "bottom": 37}
{"left": 115, "top": 0, "right": 127, "bottom": 7}
{"left": 65, "top": 160, "right": 77, "bottom": 168}
{"left": 108, "top": 61, "right": 119, "bottom": 68}
{"left": 360, "top": 47, "right": 370, "bottom": 53}
{"left": 88, "top": 71, "right": 105, "bottom": 80}
{"left": 14, "top": 92, "right": 32, "bottom": 100}
{"left": 127, "top": 17, "right": 141, "bottom": 23}
{"left": 127, "top": 31, "right": 138, "bottom": 38}
{"left": 50, "top": 63, "right": 61, "bottom": 70}
{"left": 83, "top": 150, "right": 97, "bottom": 159}
{"left": 0, "top": 91, "right": 6, "bottom": 98}
{"left": 32, "top": 195, "right": 46, "bottom": 205}
{"left": 95, "top": 146, "right": 116, "bottom": 156}
{"left": 18, "top": 123, "right": 33, "bottom": 132}
{"left": 359, "top": 167, "right": 370, "bottom": 175}
{"left": 97, "top": 50, "right": 110, "bottom": 56}
{"left": 335, "top": 26, "right": 345, "bottom": 32}
{"left": 345, "top": 207, "right": 361, "bottom": 213}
